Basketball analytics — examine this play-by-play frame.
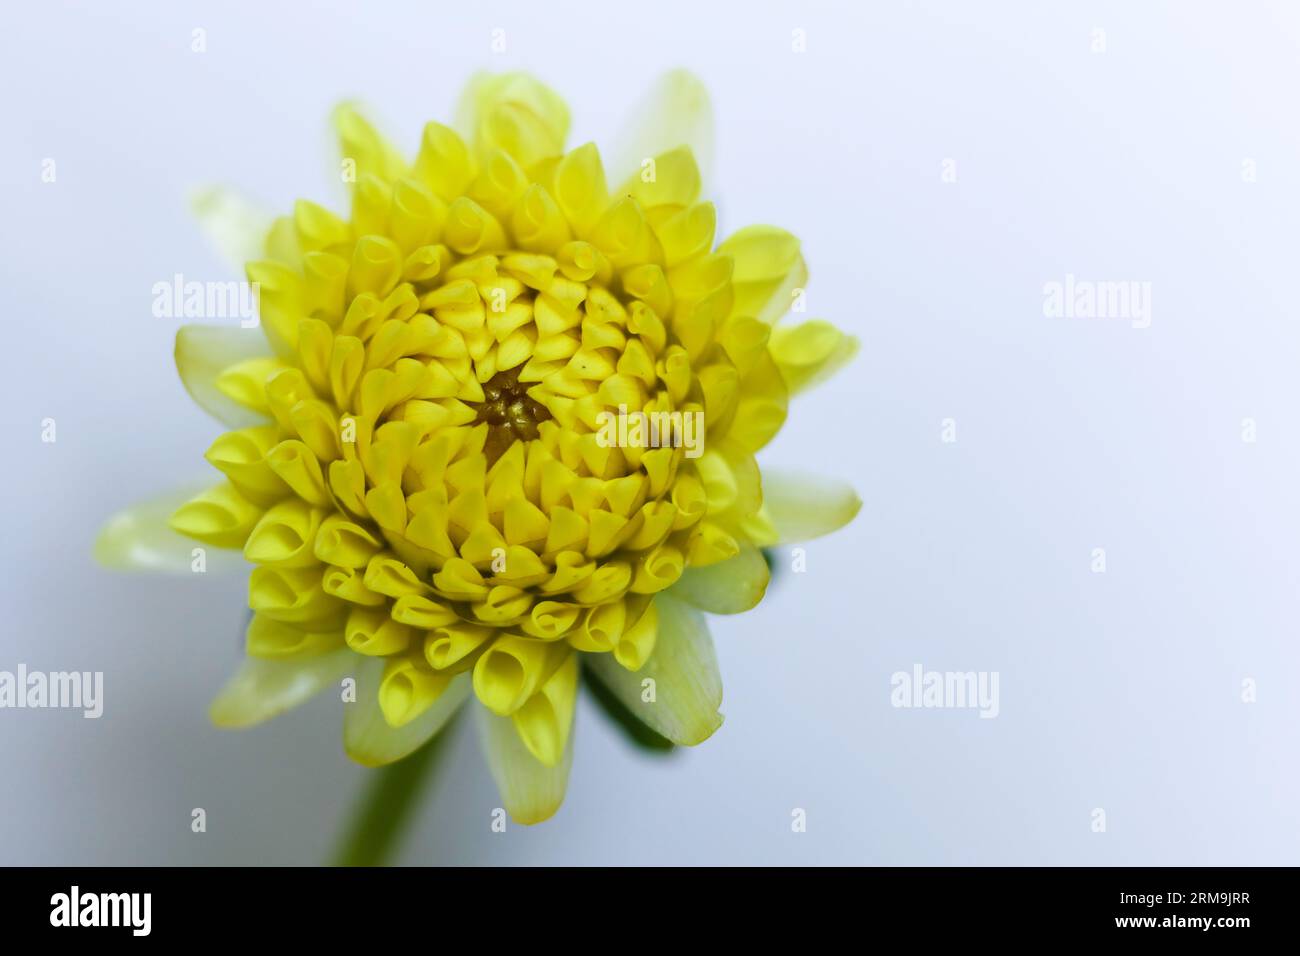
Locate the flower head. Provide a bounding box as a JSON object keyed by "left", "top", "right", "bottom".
{"left": 98, "top": 71, "right": 860, "bottom": 823}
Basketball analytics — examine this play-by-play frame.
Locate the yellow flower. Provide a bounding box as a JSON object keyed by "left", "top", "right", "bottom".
{"left": 97, "top": 71, "right": 861, "bottom": 824}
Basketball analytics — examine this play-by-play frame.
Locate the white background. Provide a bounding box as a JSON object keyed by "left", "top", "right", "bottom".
{"left": 3, "top": 0, "right": 1299, "bottom": 864}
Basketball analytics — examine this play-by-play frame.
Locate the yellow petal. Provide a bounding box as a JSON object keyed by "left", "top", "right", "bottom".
{"left": 414, "top": 121, "right": 476, "bottom": 202}
{"left": 630, "top": 544, "right": 685, "bottom": 595}
{"left": 245, "top": 613, "right": 343, "bottom": 659}
{"left": 768, "top": 319, "right": 859, "bottom": 395}
{"left": 204, "top": 426, "right": 287, "bottom": 504}
{"left": 244, "top": 259, "right": 303, "bottom": 358}
{"left": 613, "top": 598, "right": 658, "bottom": 670}
{"left": 476, "top": 700, "right": 573, "bottom": 825}
{"left": 683, "top": 519, "right": 739, "bottom": 567}
{"left": 174, "top": 324, "right": 274, "bottom": 428}
{"left": 552, "top": 142, "right": 608, "bottom": 237}
{"left": 716, "top": 225, "right": 808, "bottom": 325}
{"left": 568, "top": 599, "right": 623, "bottom": 653}
{"left": 457, "top": 72, "right": 570, "bottom": 168}
{"left": 379, "top": 653, "right": 455, "bottom": 728}
{"left": 366, "top": 554, "right": 432, "bottom": 599}
{"left": 424, "top": 622, "right": 494, "bottom": 672}
{"left": 344, "top": 656, "right": 470, "bottom": 766}
{"left": 582, "top": 594, "right": 722, "bottom": 745}
{"left": 619, "top": 145, "right": 701, "bottom": 212}
{"left": 313, "top": 514, "right": 382, "bottom": 568}
{"left": 210, "top": 649, "right": 353, "bottom": 728}
{"left": 322, "top": 566, "right": 387, "bottom": 607}
{"left": 472, "top": 635, "right": 568, "bottom": 716}
{"left": 168, "top": 481, "right": 263, "bottom": 549}
{"left": 510, "top": 651, "right": 578, "bottom": 767}
{"left": 268, "top": 440, "right": 331, "bottom": 507}
{"left": 293, "top": 198, "right": 351, "bottom": 252}
{"left": 345, "top": 605, "right": 413, "bottom": 656}
{"left": 248, "top": 565, "right": 341, "bottom": 625}
{"left": 671, "top": 545, "right": 769, "bottom": 614}
{"left": 243, "top": 499, "right": 324, "bottom": 567}
{"left": 655, "top": 202, "right": 716, "bottom": 269}
{"left": 725, "top": 352, "right": 788, "bottom": 452}
{"left": 333, "top": 101, "right": 409, "bottom": 187}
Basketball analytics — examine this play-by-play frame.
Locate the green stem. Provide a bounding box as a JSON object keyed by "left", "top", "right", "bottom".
{"left": 332, "top": 718, "right": 458, "bottom": 867}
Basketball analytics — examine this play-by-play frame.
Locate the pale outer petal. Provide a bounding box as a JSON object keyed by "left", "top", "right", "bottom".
{"left": 210, "top": 649, "right": 354, "bottom": 728}
{"left": 96, "top": 483, "right": 251, "bottom": 575}
{"left": 583, "top": 594, "right": 724, "bottom": 746}
{"left": 607, "top": 70, "right": 714, "bottom": 192}
{"left": 174, "top": 323, "right": 273, "bottom": 429}
{"left": 476, "top": 700, "right": 574, "bottom": 825}
{"left": 344, "top": 656, "right": 470, "bottom": 767}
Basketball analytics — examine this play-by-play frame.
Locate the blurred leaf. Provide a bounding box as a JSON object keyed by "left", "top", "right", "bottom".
{"left": 332, "top": 714, "right": 460, "bottom": 866}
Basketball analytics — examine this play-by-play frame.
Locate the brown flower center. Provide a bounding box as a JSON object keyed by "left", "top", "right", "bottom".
{"left": 472, "top": 367, "right": 553, "bottom": 466}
